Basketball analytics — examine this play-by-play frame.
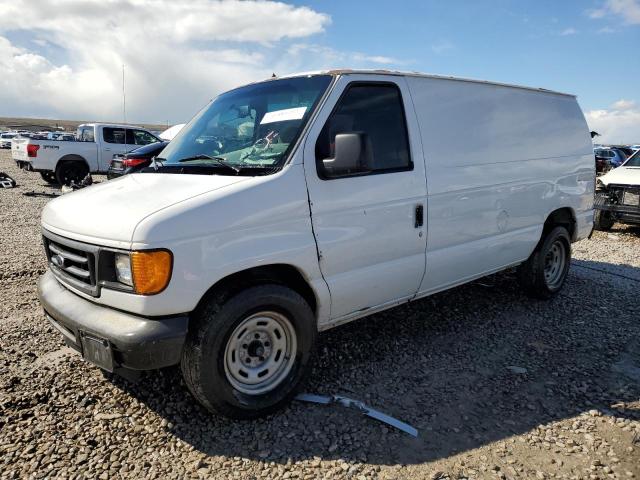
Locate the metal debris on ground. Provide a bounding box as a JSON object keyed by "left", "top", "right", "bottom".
{"left": 23, "top": 191, "right": 60, "bottom": 198}
{"left": 61, "top": 173, "right": 94, "bottom": 194}
{"left": 295, "top": 393, "right": 419, "bottom": 437}
{"left": 0, "top": 172, "right": 16, "bottom": 188}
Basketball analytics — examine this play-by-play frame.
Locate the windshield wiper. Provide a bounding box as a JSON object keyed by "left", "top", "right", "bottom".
{"left": 176, "top": 154, "right": 240, "bottom": 173}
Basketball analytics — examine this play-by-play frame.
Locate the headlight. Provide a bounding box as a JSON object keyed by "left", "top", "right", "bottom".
{"left": 115, "top": 253, "right": 133, "bottom": 286}
{"left": 114, "top": 250, "right": 172, "bottom": 295}
{"left": 130, "top": 250, "right": 173, "bottom": 295}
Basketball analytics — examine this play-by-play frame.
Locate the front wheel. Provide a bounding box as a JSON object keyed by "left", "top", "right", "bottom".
{"left": 181, "top": 284, "right": 316, "bottom": 419}
{"left": 517, "top": 226, "right": 571, "bottom": 299}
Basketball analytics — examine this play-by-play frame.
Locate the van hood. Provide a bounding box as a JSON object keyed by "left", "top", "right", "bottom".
{"left": 42, "top": 173, "right": 249, "bottom": 246}
{"left": 600, "top": 166, "right": 640, "bottom": 187}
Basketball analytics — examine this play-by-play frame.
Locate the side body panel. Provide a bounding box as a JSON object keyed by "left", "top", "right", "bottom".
{"left": 302, "top": 74, "right": 428, "bottom": 322}
{"left": 406, "top": 76, "right": 594, "bottom": 295}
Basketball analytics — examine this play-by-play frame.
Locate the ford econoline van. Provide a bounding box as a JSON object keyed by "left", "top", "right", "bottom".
{"left": 38, "top": 70, "right": 595, "bottom": 418}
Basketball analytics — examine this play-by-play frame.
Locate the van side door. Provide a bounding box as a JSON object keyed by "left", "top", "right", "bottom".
{"left": 303, "top": 75, "right": 427, "bottom": 321}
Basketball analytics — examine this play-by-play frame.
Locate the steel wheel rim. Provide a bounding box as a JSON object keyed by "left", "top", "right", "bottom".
{"left": 543, "top": 240, "right": 567, "bottom": 289}
{"left": 224, "top": 311, "right": 297, "bottom": 395}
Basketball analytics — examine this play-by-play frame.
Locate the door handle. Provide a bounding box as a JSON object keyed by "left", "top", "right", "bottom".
{"left": 415, "top": 204, "right": 424, "bottom": 228}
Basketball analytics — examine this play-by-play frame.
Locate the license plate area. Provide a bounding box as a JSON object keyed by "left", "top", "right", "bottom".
{"left": 623, "top": 191, "right": 639, "bottom": 206}
{"left": 79, "top": 331, "right": 114, "bottom": 372}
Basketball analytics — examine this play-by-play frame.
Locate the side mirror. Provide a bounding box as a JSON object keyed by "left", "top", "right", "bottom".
{"left": 322, "top": 132, "right": 371, "bottom": 177}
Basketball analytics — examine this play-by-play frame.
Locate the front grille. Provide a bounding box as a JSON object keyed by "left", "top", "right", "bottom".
{"left": 43, "top": 232, "right": 99, "bottom": 296}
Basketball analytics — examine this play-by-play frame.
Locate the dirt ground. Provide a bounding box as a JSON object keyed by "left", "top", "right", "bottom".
{"left": 0, "top": 149, "right": 639, "bottom": 479}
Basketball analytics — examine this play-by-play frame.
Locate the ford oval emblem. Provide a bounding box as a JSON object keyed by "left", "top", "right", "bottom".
{"left": 51, "top": 254, "right": 66, "bottom": 268}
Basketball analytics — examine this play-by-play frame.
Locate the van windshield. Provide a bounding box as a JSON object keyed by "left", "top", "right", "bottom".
{"left": 623, "top": 149, "right": 640, "bottom": 167}
{"left": 157, "top": 75, "right": 332, "bottom": 175}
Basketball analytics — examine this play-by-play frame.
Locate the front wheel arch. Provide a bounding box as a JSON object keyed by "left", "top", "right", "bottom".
{"left": 193, "top": 264, "right": 319, "bottom": 320}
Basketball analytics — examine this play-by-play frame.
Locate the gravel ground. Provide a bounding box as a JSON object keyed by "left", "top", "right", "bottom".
{"left": 1, "top": 149, "right": 639, "bottom": 480}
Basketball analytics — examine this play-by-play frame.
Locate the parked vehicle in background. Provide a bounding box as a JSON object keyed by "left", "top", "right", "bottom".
{"left": 12, "top": 123, "right": 160, "bottom": 185}
{"left": 47, "top": 132, "right": 76, "bottom": 141}
{"left": 612, "top": 146, "right": 637, "bottom": 158}
{"left": 595, "top": 151, "right": 613, "bottom": 175}
{"left": 594, "top": 149, "right": 640, "bottom": 230}
{"left": 107, "top": 141, "right": 169, "bottom": 179}
{"left": 0, "top": 132, "right": 17, "bottom": 149}
{"left": 159, "top": 123, "right": 186, "bottom": 141}
{"left": 37, "top": 70, "right": 594, "bottom": 419}
{"left": 594, "top": 147, "right": 628, "bottom": 170}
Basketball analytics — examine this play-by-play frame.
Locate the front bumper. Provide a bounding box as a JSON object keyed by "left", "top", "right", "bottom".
{"left": 106, "top": 167, "right": 126, "bottom": 179}
{"left": 594, "top": 191, "right": 640, "bottom": 225}
{"left": 38, "top": 270, "right": 189, "bottom": 371}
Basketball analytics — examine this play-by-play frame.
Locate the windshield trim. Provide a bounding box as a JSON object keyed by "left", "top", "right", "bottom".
{"left": 162, "top": 74, "right": 338, "bottom": 176}
{"left": 277, "top": 74, "right": 338, "bottom": 169}
{"left": 621, "top": 149, "right": 640, "bottom": 168}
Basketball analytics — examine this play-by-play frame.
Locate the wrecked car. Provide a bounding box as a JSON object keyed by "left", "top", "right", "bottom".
{"left": 37, "top": 70, "right": 594, "bottom": 419}
{"left": 594, "top": 149, "right": 640, "bottom": 230}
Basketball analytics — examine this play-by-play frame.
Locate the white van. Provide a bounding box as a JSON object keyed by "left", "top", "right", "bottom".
{"left": 38, "top": 70, "right": 594, "bottom": 418}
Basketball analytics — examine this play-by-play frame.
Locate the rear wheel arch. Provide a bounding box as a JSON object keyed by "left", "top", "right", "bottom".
{"left": 57, "top": 154, "right": 89, "bottom": 169}
{"left": 55, "top": 155, "right": 90, "bottom": 185}
{"left": 543, "top": 207, "right": 576, "bottom": 242}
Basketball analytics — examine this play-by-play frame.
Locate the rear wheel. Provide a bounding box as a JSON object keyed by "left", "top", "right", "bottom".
{"left": 181, "top": 284, "right": 316, "bottom": 419}
{"left": 517, "top": 226, "right": 571, "bottom": 299}
{"left": 594, "top": 209, "right": 615, "bottom": 231}
{"left": 55, "top": 161, "right": 89, "bottom": 186}
{"left": 39, "top": 171, "right": 58, "bottom": 184}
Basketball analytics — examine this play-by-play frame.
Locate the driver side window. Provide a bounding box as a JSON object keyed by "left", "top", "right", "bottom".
{"left": 315, "top": 83, "right": 412, "bottom": 179}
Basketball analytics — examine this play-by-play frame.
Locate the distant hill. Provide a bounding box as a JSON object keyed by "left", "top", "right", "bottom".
{"left": 0, "top": 117, "right": 169, "bottom": 133}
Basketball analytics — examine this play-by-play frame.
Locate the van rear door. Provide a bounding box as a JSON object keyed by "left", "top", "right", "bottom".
{"left": 303, "top": 74, "right": 428, "bottom": 321}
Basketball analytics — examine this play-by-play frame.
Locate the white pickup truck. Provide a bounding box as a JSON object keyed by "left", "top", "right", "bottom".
{"left": 13, "top": 123, "right": 160, "bottom": 184}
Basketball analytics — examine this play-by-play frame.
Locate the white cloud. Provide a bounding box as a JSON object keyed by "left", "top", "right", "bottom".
{"left": 597, "top": 26, "right": 615, "bottom": 33}
{"left": 431, "top": 41, "right": 454, "bottom": 55}
{"left": 612, "top": 99, "right": 636, "bottom": 110}
{"left": 587, "top": 0, "right": 640, "bottom": 24}
{"left": 0, "top": 0, "right": 407, "bottom": 124}
{"left": 560, "top": 27, "right": 578, "bottom": 35}
{"left": 585, "top": 99, "right": 640, "bottom": 144}
{"left": 285, "top": 44, "right": 408, "bottom": 68}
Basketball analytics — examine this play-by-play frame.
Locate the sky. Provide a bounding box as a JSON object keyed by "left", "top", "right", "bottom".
{"left": 0, "top": 0, "right": 639, "bottom": 143}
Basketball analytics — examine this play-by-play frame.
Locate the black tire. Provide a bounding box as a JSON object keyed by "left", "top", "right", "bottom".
{"left": 181, "top": 284, "right": 316, "bottom": 419}
{"left": 55, "top": 161, "right": 89, "bottom": 186}
{"left": 517, "top": 226, "right": 571, "bottom": 299}
{"left": 39, "top": 171, "right": 58, "bottom": 184}
{"left": 594, "top": 209, "right": 614, "bottom": 231}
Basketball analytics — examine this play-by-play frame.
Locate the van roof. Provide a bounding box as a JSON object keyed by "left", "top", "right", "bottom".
{"left": 274, "top": 69, "right": 575, "bottom": 98}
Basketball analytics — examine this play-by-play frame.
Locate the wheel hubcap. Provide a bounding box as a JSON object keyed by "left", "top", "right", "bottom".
{"left": 543, "top": 240, "right": 567, "bottom": 289}
{"left": 224, "top": 311, "right": 297, "bottom": 395}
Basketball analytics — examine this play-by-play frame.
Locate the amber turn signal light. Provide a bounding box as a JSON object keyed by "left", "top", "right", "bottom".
{"left": 130, "top": 250, "right": 173, "bottom": 295}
